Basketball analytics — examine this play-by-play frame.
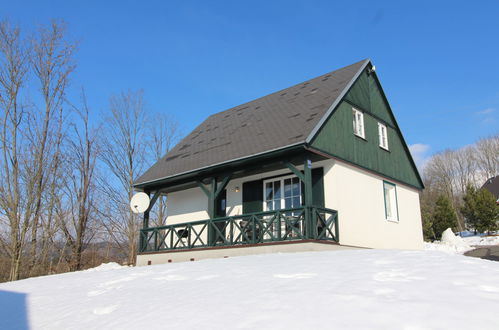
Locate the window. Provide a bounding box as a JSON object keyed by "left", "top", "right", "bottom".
{"left": 264, "top": 175, "right": 301, "bottom": 211}
{"left": 263, "top": 175, "right": 303, "bottom": 238}
{"left": 378, "top": 123, "right": 389, "bottom": 150}
{"left": 383, "top": 181, "right": 398, "bottom": 222}
{"left": 352, "top": 108, "right": 365, "bottom": 138}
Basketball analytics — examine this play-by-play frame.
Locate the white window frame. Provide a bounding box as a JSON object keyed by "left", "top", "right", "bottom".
{"left": 378, "top": 122, "right": 389, "bottom": 150}
{"left": 352, "top": 108, "right": 365, "bottom": 139}
{"left": 383, "top": 181, "right": 399, "bottom": 222}
{"left": 263, "top": 174, "right": 302, "bottom": 211}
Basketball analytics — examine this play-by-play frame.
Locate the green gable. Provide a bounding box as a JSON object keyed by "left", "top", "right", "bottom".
{"left": 310, "top": 69, "right": 423, "bottom": 189}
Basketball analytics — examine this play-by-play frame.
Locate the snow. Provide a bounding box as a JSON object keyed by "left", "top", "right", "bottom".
{"left": 84, "top": 262, "right": 126, "bottom": 272}
{"left": 424, "top": 228, "right": 499, "bottom": 254}
{"left": 463, "top": 235, "right": 499, "bottom": 246}
{"left": 1, "top": 249, "right": 499, "bottom": 330}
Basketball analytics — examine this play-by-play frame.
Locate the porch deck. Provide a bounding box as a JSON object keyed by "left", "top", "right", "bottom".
{"left": 139, "top": 206, "right": 338, "bottom": 253}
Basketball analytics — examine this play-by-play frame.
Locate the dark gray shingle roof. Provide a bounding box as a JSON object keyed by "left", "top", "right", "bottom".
{"left": 136, "top": 59, "right": 368, "bottom": 186}
{"left": 482, "top": 176, "right": 499, "bottom": 200}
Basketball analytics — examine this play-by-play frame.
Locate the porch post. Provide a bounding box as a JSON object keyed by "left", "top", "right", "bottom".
{"left": 197, "top": 175, "right": 232, "bottom": 246}
{"left": 140, "top": 190, "right": 162, "bottom": 252}
{"left": 197, "top": 174, "right": 232, "bottom": 219}
{"left": 303, "top": 158, "right": 314, "bottom": 238}
{"left": 209, "top": 177, "right": 217, "bottom": 219}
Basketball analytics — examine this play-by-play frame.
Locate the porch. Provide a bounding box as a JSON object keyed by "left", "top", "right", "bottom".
{"left": 139, "top": 205, "right": 338, "bottom": 253}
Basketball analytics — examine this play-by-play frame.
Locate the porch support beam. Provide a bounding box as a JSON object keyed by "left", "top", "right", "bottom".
{"left": 284, "top": 162, "right": 305, "bottom": 181}
{"left": 215, "top": 174, "right": 232, "bottom": 198}
{"left": 143, "top": 189, "right": 165, "bottom": 231}
{"left": 142, "top": 191, "right": 151, "bottom": 230}
{"left": 197, "top": 174, "right": 232, "bottom": 219}
{"left": 303, "top": 158, "right": 314, "bottom": 239}
{"left": 209, "top": 177, "right": 216, "bottom": 219}
{"left": 303, "top": 158, "right": 313, "bottom": 207}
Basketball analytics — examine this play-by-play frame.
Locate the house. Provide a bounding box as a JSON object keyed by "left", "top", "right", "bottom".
{"left": 482, "top": 176, "right": 499, "bottom": 204}
{"left": 134, "top": 59, "right": 424, "bottom": 266}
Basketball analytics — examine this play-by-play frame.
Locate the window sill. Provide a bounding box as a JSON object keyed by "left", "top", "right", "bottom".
{"left": 386, "top": 218, "right": 399, "bottom": 223}
{"left": 354, "top": 133, "right": 367, "bottom": 141}
{"left": 379, "top": 146, "right": 390, "bottom": 152}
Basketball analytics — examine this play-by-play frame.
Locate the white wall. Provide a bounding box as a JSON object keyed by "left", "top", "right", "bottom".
{"left": 164, "top": 159, "right": 424, "bottom": 250}
{"left": 324, "top": 161, "right": 423, "bottom": 250}
{"left": 166, "top": 187, "right": 209, "bottom": 224}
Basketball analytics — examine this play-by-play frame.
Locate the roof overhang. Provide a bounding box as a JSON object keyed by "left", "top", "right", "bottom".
{"left": 133, "top": 143, "right": 326, "bottom": 192}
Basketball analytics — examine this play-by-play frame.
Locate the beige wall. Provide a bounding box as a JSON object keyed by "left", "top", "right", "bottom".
{"left": 166, "top": 187, "right": 209, "bottom": 224}
{"left": 324, "top": 161, "right": 423, "bottom": 250}
{"left": 164, "top": 158, "right": 423, "bottom": 251}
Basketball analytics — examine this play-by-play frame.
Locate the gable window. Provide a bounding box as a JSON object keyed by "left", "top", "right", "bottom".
{"left": 383, "top": 181, "right": 398, "bottom": 222}
{"left": 378, "top": 123, "right": 389, "bottom": 150}
{"left": 352, "top": 108, "right": 365, "bottom": 138}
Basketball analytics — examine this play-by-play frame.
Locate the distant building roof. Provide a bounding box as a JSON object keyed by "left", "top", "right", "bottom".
{"left": 482, "top": 175, "right": 499, "bottom": 204}
{"left": 135, "top": 60, "right": 369, "bottom": 186}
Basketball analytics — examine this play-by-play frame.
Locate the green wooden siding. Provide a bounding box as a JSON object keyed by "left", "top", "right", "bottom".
{"left": 311, "top": 73, "right": 422, "bottom": 189}
{"left": 344, "top": 71, "right": 395, "bottom": 126}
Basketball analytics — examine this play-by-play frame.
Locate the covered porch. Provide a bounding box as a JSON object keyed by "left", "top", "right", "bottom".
{"left": 136, "top": 147, "right": 339, "bottom": 254}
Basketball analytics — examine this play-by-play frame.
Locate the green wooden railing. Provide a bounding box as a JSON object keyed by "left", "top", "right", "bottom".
{"left": 139, "top": 206, "right": 338, "bottom": 253}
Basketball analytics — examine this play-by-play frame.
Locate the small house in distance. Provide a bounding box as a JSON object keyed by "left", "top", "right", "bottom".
{"left": 134, "top": 59, "right": 424, "bottom": 266}
{"left": 482, "top": 175, "right": 499, "bottom": 204}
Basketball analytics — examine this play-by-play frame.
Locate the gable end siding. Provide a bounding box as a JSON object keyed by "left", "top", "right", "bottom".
{"left": 310, "top": 72, "right": 422, "bottom": 189}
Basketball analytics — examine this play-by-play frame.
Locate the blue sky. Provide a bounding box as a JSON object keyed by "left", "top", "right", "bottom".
{"left": 3, "top": 0, "right": 499, "bottom": 167}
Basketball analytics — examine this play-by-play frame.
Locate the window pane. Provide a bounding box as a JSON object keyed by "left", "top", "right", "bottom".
{"left": 266, "top": 201, "right": 273, "bottom": 211}
{"left": 265, "top": 182, "right": 273, "bottom": 200}
{"left": 292, "top": 178, "right": 300, "bottom": 196}
{"left": 352, "top": 110, "right": 357, "bottom": 132}
{"left": 284, "top": 179, "right": 292, "bottom": 197}
{"left": 274, "top": 181, "right": 281, "bottom": 199}
{"left": 292, "top": 196, "right": 300, "bottom": 208}
{"left": 285, "top": 197, "right": 292, "bottom": 209}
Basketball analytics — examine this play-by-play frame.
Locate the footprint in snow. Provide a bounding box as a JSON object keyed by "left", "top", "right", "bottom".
{"left": 373, "top": 271, "right": 425, "bottom": 282}
{"left": 93, "top": 305, "right": 118, "bottom": 315}
{"left": 274, "top": 273, "right": 317, "bottom": 279}
{"left": 87, "top": 290, "right": 108, "bottom": 297}
{"left": 374, "top": 259, "right": 394, "bottom": 265}
{"left": 153, "top": 274, "right": 187, "bottom": 281}
{"left": 196, "top": 274, "right": 220, "bottom": 281}
{"left": 479, "top": 285, "right": 499, "bottom": 293}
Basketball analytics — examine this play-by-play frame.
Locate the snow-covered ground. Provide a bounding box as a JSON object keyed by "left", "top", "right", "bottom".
{"left": 424, "top": 228, "right": 499, "bottom": 254}
{"left": 1, "top": 249, "right": 499, "bottom": 330}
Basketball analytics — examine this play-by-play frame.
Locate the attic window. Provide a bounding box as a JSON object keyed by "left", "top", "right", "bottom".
{"left": 352, "top": 108, "right": 365, "bottom": 139}
{"left": 378, "top": 123, "right": 389, "bottom": 150}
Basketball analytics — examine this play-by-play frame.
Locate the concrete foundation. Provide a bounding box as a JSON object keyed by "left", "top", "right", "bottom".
{"left": 136, "top": 241, "right": 364, "bottom": 266}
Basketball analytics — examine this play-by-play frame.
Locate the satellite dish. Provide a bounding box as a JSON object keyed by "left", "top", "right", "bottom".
{"left": 130, "top": 192, "right": 150, "bottom": 214}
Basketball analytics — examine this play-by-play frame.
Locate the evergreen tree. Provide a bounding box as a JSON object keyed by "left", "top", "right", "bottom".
{"left": 461, "top": 185, "right": 499, "bottom": 233}
{"left": 432, "top": 195, "right": 458, "bottom": 239}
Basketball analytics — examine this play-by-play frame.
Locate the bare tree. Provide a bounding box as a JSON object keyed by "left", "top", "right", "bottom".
{"left": 0, "top": 20, "right": 30, "bottom": 281}
{"left": 27, "top": 20, "right": 76, "bottom": 271}
{"left": 59, "top": 91, "right": 99, "bottom": 271}
{"left": 475, "top": 134, "right": 499, "bottom": 180}
{"left": 100, "top": 90, "right": 147, "bottom": 265}
{"left": 0, "top": 20, "right": 76, "bottom": 281}
{"left": 147, "top": 114, "right": 179, "bottom": 227}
